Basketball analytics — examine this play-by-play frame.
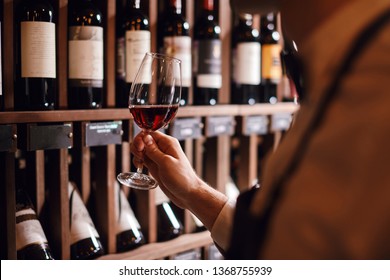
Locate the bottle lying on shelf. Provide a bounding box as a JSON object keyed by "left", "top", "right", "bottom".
{"left": 69, "top": 182, "right": 105, "bottom": 260}
{"left": 155, "top": 187, "right": 183, "bottom": 242}
{"left": 114, "top": 182, "right": 146, "bottom": 252}
{"left": 15, "top": 187, "right": 55, "bottom": 260}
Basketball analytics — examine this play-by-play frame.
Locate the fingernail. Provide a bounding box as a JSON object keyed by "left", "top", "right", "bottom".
{"left": 144, "top": 134, "right": 154, "bottom": 146}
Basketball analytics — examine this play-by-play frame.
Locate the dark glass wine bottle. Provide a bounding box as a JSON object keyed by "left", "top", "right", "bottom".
{"left": 116, "top": 0, "right": 150, "bottom": 108}
{"left": 15, "top": 187, "right": 55, "bottom": 260}
{"left": 260, "top": 13, "right": 282, "bottom": 104}
{"left": 155, "top": 187, "right": 183, "bottom": 242}
{"left": 193, "top": 0, "right": 221, "bottom": 106}
{"left": 68, "top": 0, "right": 104, "bottom": 109}
{"left": 161, "top": 0, "right": 191, "bottom": 106}
{"left": 68, "top": 182, "right": 104, "bottom": 260}
{"left": 114, "top": 182, "right": 145, "bottom": 252}
{"left": 280, "top": 38, "right": 303, "bottom": 103}
{"left": 15, "top": 0, "right": 57, "bottom": 111}
{"left": 231, "top": 13, "right": 261, "bottom": 105}
{"left": 0, "top": 3, "right": 3, "bottom": 112}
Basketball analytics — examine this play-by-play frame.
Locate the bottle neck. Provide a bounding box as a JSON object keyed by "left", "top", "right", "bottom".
{"left": 203, "top": 0, "right": 214, "bottom": 11}
{"left": 238, "top": 13, "right": 253, "bottom": 28}
{"left": 128, "top": 0, "right": 140, "bottom": 9}
{"left": 261, "top": 13, "right": 277, "bottom": 33}
{"left": 170, "top": 0, "right": 182, "bottom": 15}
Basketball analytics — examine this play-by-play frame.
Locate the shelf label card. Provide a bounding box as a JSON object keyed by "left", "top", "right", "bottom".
{"left": 28, "top": 123, "right": 72, "bottom": 151}
{"left": 170, "top": 117, "right": 203, "bottom": 140}
{"left": 85, "top": 121, "right": 122, "bottom": 147}
{"left": 271, "top": 113, "right": 293, "bottom": 131}
{"left": 0, "top": 125, "right": 13, "bottom": 152}
{"left": 206, "top": 116, "right": 235, "bottom": 137}
{"left": 244, "top": 115, "right": 269, "bottom": 135}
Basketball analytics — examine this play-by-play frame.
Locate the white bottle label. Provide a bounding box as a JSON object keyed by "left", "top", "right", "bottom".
{"left": 233, "top": 42, "right": 261, "bottom": 85}
{"left": 21, "top": 21, "right": 56, "bottom": 78}
{"left": 15, "top": 208, "right": 49, "bottom": 251}
{"left": 68, "top": 183, "right": 100, "bottom": 245}
{"left": 125, "top": 30, "right": 151, "bottom": 83}
{"left": 163, "top": 36, "right": 192, "bottom": 87}
{"left": 68, "top": 26, "right": 104, "bottom": 86}
{"left": 114, "top": 182, "right": 142, "bottom": 234}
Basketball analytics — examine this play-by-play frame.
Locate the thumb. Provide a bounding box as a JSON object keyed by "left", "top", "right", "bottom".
{"left": 142, "top": 134, "right": 167, "bottom": 165}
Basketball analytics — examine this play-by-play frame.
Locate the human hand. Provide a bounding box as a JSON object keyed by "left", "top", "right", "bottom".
{"left": 131, "top": 131, "right": 203, "bottom": 209}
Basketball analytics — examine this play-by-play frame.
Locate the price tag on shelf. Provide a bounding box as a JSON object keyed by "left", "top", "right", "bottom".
{"left": 170, "top": 117, "right": 203, "bottom": 141}
{"left": 271, "top": 113, "right": 293, "bottom": 132}
{"left": 243, "top": 115, "right": 269, "bottom": 136}
{"left": 206, "top": 116, "right": 235, "bottom": 137}
{"left": 85, "top": 121, "right": 122, "bottom": 147}
{"left": 26, "top": 123, "right": 73, "bottom": 151}
{"left": 0, "top": 125, "right": 14, "bottom": 152}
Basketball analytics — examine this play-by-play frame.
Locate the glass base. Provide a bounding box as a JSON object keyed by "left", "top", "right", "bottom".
{"left": 117, "top": 172, "right": 157, "bottom": 190}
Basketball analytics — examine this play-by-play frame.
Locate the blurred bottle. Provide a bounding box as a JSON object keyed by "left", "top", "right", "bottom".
{"left": 69, "top": 182, "right": 104, "bottom": 260}
{"left": 15, "top": 0, "right": 57, "bottom": 111}
{"left": 155, "top": 187, "right": 183, "bottom": 242}
{"left": 15, "top": 187, "right": 54, "bottom": 260}
{"left": 260, "top": 13, "right": 281, "bottom": 104}
{"left": 280, "top": 38, "right": 303, "bottom": 103}
{"left": 161, "top": 0, "right": 191, "bottom": 106}
{"left": 116, "top": 0, "right": 150, "bottom": 108}
{"left": 231, "top": 13, "right": 261, "bottom": 105}
{"left": 114, "top": 182, "right": 146, "bottom": 252}
{"left": 68, "top": 0, "right": 104, "bottom": 109}
{"left": 193, "top": 0, "right": 221, "bottom": 106}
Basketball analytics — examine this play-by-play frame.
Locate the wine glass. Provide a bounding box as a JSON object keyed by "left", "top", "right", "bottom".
{"left": 117, "top": 52, "right": 182, "bottom": 190}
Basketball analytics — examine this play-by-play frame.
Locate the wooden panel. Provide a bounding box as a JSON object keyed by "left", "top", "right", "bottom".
{"left": 0, "top": 152, "right": 16, "bottom": 259}
{"left": 46, "top": 149, "right": 70, "bottom": 260}
{"left": 3, "top": 0, "right": 14, "bottom": 110}
{"left": 237, "top": 135, "right": 259, "bottom": 191}
{"left": 98, "top": 231, "right": 212, "bottom": 260}
{"left": 58, "top": 0, "right": 68, "bottom": 108}
{"left": 105, "top": 0, "right": 116, "bottom": 107}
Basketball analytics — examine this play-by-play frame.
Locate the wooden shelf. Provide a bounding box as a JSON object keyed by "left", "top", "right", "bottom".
{"left": 0, "top": 103, "right": 299, "bottom": 124}
{"left": 98, "top": 231, "right": 213, "bottom": 260}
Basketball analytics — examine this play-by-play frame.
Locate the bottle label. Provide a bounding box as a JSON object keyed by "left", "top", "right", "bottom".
{"left": 233, "top": 42, "right": 261, "bottom": 85}
{"left": 163, "top": 36, "right": 192, "bottom": 87}
{"left": 125, "top": 30, "right": 151, "bottom": 83}
{"left": 261, "top": 44, "right": 282, "bottom": 81}
{"left": 68, "top": 26, "right": 104, "bottom": 87}
{"left": 21, "top": 21, "right": 56, "bottom": 78}
{"left": 15, "top": 208, "right": 49, "bottom": 251}
{"left": 194, "top": 39, "right": 222, "bottom": 88}
{"left": 114, "top": 182, "right": 142, "bottom": 234}
{"left": 116, "top": 37, "right": 126, "bottom": 81}
{"left": 68, "top": 183, "right": 100, "bottom": 245}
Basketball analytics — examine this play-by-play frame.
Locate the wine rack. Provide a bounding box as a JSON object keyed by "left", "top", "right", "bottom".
{"left": 0, "top": 0, "right": 298, "bottom": 260}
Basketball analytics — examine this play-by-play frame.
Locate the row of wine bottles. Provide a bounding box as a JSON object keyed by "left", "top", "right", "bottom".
{"left": 14, "top": 149, "right": 204, "bottom": 260}
{"left": 15, "top": 181, "right": 199, "bottom": 260}
{"left": 0, "top": 0, "right": 299, "bottom": 112}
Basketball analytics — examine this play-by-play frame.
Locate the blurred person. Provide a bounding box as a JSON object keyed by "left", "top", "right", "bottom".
{"left": 131, "top": 0, "right": 390, "bottom": 259}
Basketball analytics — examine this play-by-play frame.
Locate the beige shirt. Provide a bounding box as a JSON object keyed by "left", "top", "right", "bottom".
{"left": 212, "top": 0, "right": 390, "bottom": 258}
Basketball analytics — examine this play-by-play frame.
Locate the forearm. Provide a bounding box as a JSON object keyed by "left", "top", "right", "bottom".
{"left": 185, "top": 177, "right": 229, "bottom": 231}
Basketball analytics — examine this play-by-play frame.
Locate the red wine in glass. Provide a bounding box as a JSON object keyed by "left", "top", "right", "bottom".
{"left": 117, "top": 52, "right": 182, "bottom": 190}
{"left": 130, "top": 104, "right": 179, "bottom": 131}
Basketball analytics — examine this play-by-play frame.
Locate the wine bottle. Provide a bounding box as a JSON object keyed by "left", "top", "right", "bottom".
{"left": 15, "top": 0, "right": 57, "bottom": 111}
{"left": 114, "top": 182, "right": 145, "bottom": 252}
{"left": 280, "top": 38, "right": 302, "bottom": 103}
{"left": 193, "top": 0, "right": 221, "bottom": 106}
{"left": 68, "top": 0, "right": 104, "bottom": 109}
{"left": 116, "top": 0, "right": 150, "bottom": 108}
{"left": 15, "top": 187, "right": 55, "bottom": 260}
{"left": 68, "top": 182, "right": 104, "bottom": 260}
{"left": 231, "top": 13, "right": 261, "bottom": 105}
{"left": 161, "top": 0, "right": 191, "bottom": 106}
{"left": 155, "top": 187, "right": 183, "bottom": 242}
{"left": 260, "top": 13, "right": 282, "bottom": 104}
{"left": 0, "top": 4, "right": 3, "bottom": 112}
